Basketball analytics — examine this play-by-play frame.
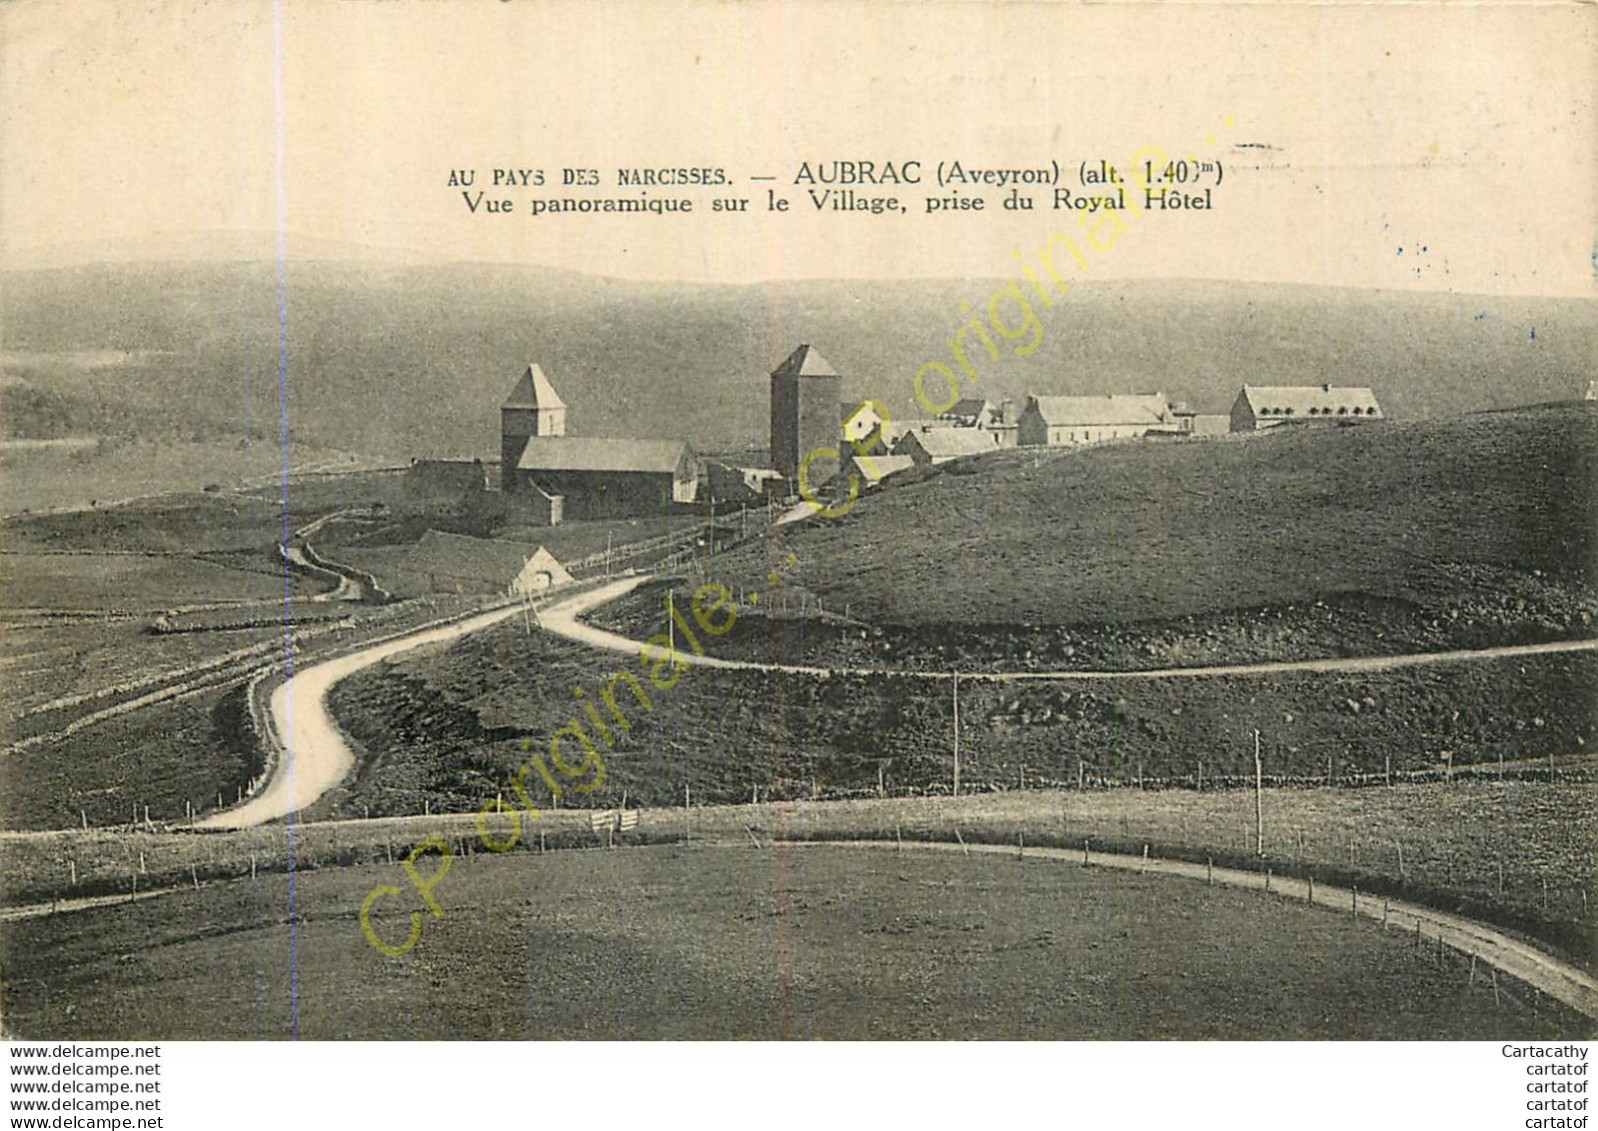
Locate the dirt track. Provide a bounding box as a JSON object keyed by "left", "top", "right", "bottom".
{"left": 543, "top": 574, "right": 1598, "bottom": 682}
{"left": 192, "top": 603, "right": 522, "bottom": 829}
{"left": 208, "top": 573, "right": 1597, "bottom": 831}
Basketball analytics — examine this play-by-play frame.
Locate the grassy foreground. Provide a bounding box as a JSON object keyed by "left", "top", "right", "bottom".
{"left": 3, "top": 782, "right": 1592, "bottom": 970}
{"left": 1, "top": 844, "right": 1578, "bottom": 1040}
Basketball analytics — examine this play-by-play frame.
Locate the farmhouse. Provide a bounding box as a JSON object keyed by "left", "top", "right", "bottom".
{"left": 704, "top": 458, "right": 785, "bottom": 503}
{"left": 894, "top": 425, "right": 1005, "bottom": 465}
{"left": 396, "top": 530, "right": 573, "bottom": 596}
{"left": 500, "top": 364, "right": 698, "bottom": 520}
{"left": 1016, "top": 394, "right": 1176, "bottom": 446}
{"left": 1230, "top": 384, "right": 1383, "bottom": 431}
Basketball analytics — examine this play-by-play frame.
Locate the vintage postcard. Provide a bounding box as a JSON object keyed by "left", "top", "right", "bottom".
{"left": 1, "top": 0, "right": 1593, "bottom": 1087}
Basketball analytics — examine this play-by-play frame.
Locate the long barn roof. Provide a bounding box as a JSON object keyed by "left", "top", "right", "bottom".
{"left": 516, "top": 437, "right": 691, "bottom": 474}
{"left": 1238, "top": 385, "right": 1381, "bottom": 416}
{"left": 1026, "top": 394, "right": 1170, "bottom": 427}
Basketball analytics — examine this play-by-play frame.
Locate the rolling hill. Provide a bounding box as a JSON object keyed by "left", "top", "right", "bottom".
{"left": 4, "top": 258, "right": 1593, "bottom": 467}
{"left": 622, "top": 403, "right": 1598, "bottom": 671}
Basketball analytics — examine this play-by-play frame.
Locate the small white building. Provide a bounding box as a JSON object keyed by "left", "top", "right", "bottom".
{"left": 400, "top": 531, "right": 573, "bottom": 596}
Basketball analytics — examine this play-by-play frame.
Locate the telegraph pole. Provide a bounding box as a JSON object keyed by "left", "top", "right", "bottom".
{"left": 952, "top": 673, "right": 961, "bottom": 797}
{"left": 1254, "top": 729, "right": 1265, "bottom": 856}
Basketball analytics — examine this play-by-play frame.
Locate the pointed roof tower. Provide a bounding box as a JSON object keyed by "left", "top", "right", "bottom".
{"left": 771, "top": 344, "right": 840, "bottom": 380}
{"left": 504, "top": 363, "right": 566, "bottom": 410}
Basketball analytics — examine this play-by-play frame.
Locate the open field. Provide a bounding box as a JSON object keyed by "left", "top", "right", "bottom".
{"left": 0, "top": 844, "right": 1575, "bottom": 1040}
{"left": 6, "top": 781, "right": 1587, "bottom": 967}
{"left": 0, "top": 551, "right": 303, "bottom": 610}
{"left": 643, "top": 404, "right": 1597, "bottom": 671}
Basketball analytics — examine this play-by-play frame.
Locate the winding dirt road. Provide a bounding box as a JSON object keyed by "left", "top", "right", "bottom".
{"left": 196, "top": 570, "right": 1595, "bottom": 830}
{"left": 193, "top": 603, "right": 523, "bottom": 829}
{"left": 541, "top": 575, "right": 1598, "bottom": 682}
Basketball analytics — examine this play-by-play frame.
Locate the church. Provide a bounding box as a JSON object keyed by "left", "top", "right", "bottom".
{"left": 498, "top": 364, "right": 697, "bottom": 524}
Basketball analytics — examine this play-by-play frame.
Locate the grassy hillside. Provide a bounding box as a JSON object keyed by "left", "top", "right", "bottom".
{"left": 5, "top": 261, "right": 1593, "bottom": 464}
{"left": 1, "top": 844, "right": 1567, "bottom": 1040}
{"left": 666, "top": 404, "right": 1597, "bottom": 669}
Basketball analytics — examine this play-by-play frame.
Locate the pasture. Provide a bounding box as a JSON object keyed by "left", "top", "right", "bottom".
{"left": 0, "top": 844, "right": 1573, "bottom": 1040}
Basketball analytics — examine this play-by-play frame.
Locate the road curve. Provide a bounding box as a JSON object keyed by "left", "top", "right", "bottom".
{"left": 7, "top": 831, "right": 1592, "bottom": 1022}
{"left": 540, "top": 574, "right": 1598, "bottom": 682}
{"left": 195, "top": 572, "right": 1595, "bottom": 829}
{"left": 786, "top": 839, "right": 1598, "bottom": 1020}
{"left": 194, "top": 603, "right": 522, "bottom": 830}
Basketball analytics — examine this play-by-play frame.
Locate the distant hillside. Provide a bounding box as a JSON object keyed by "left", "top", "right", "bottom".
{"left": 2, "top": 260, "right": 1592, "bottom": 463}
{"left": 649, "top": 404, "right": 1598, "bottom": 670}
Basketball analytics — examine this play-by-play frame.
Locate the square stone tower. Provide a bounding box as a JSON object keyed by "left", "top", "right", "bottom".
{"left": 769, "top": 344, "right": 842, "bottom": 491}
{"left": 501, "top": 363, "right": 567, "bottom": 492}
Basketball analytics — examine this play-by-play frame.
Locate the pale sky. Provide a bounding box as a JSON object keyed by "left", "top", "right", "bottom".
{"left": 3, "top": 0, "right": 1595, "bottom": 297}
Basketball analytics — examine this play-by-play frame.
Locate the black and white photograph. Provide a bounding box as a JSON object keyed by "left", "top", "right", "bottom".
{"left": 0, "top": 0, "right": 1593, "bottom": 1123}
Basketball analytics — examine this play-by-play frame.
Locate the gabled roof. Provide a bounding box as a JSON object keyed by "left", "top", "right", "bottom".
{"left": 1238, "top": 385, "right": 1381, "bottom": 417}
{"left": 844, "top": 454, "right": 917, "bottom": 484}
{"left": 771, "top": 344, "right": 840, "bottom": 379}
{"left": 516, "top": 436, "right": 691, "bottom": 474}
{"left": 407, "top": 531, "right": 571, "bottom": 587}
{"left": 942, "top": 397, "right": 995, "bottom": 421}
{"left": 897, "top": 427, "right": 1003, "bottom": 458}
{"left": 503, "top": 364, "right": 566, "bottom": 410}
{"left": 880, "top": 419, "right": 933, "bottom": 444}
{"left": 1025, "top": 394, "right": 1170, "bottom": 427}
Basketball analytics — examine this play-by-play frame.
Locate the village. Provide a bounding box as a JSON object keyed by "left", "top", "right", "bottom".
{"left": 387, "top": 344, "right": 1385, "bottom": 598}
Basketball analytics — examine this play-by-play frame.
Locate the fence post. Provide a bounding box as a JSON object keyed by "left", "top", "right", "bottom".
{"left": 1207, "top": 857, "right": 1213, "bottom": 885}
